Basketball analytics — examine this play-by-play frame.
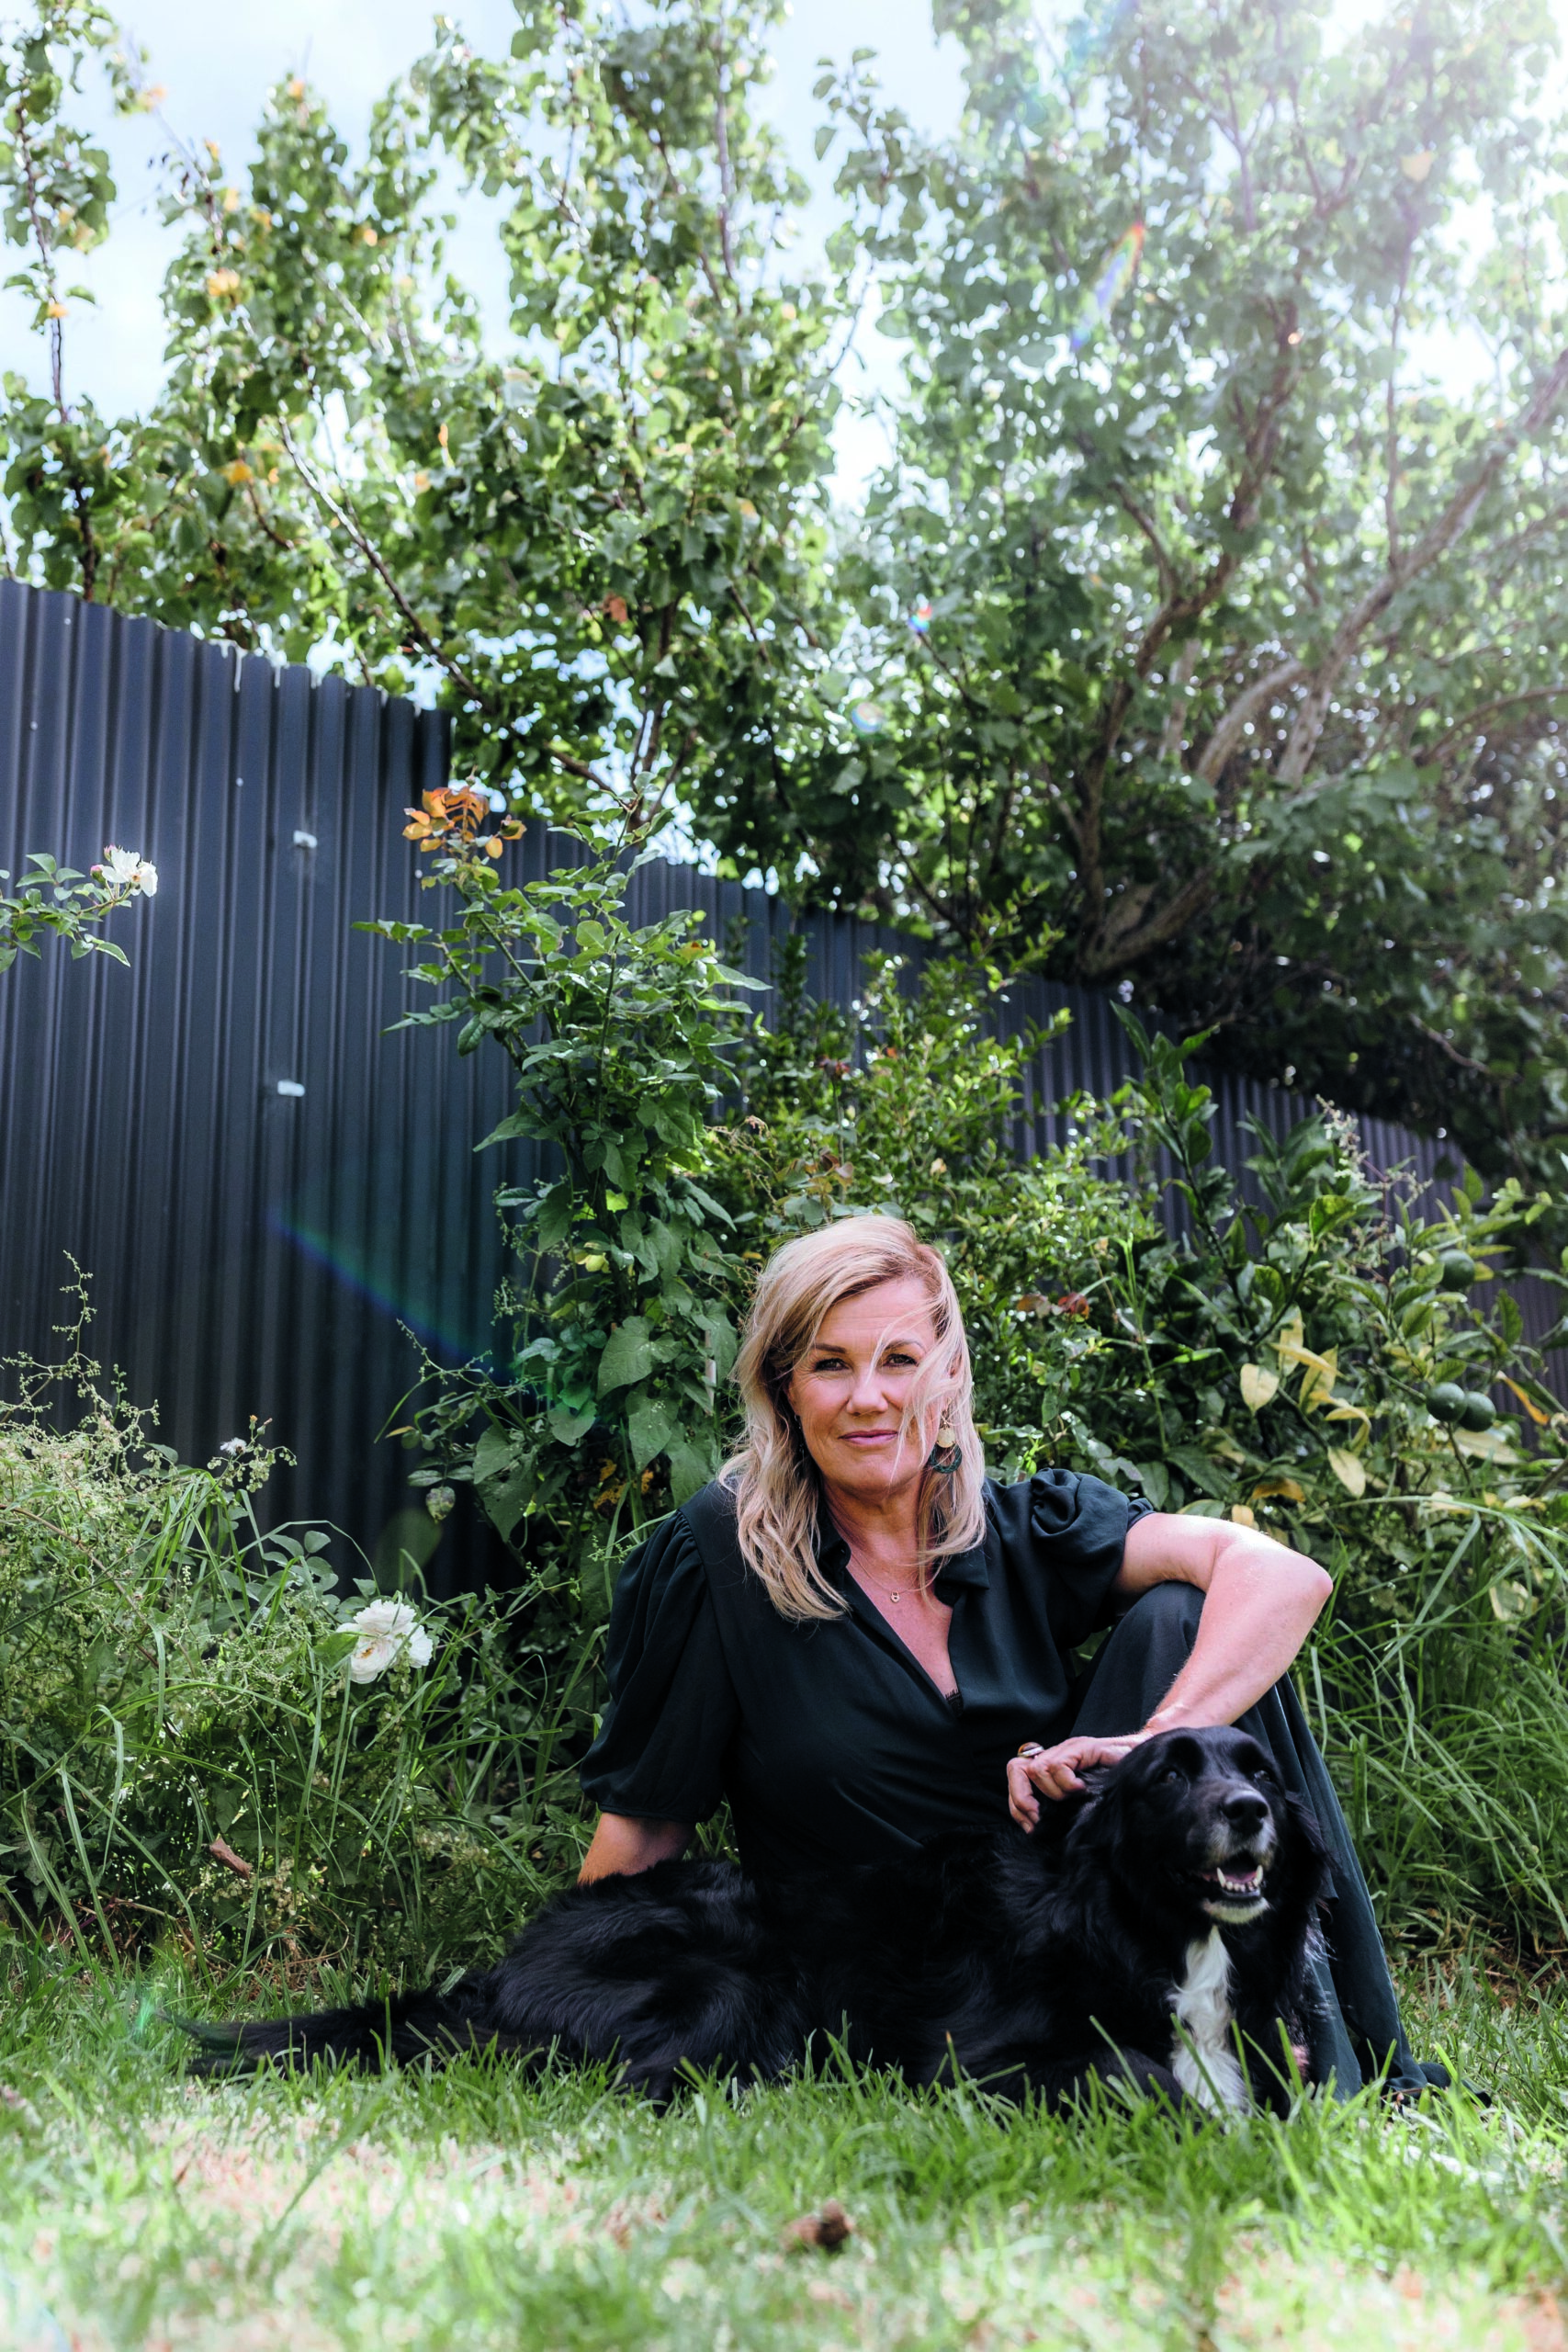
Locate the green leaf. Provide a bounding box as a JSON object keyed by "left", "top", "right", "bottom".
{"left": 1168, "top": 1444, "right": 1229, "bottom": 1500}
{"left": 472, "top": 1425, "right": 515, "bottom": 1487}
{"left": 597, "top": 1316, "right": 655, "bottom": 1395}
{"left": 533, "top": 1183, "right": 576, "bottom": 1253}
{"left": 666, "top": 1433, "right": 716, "bottom": 1506}
{"left": 1134, "top": 1461, "right": 1170, "bottom": 1511}
{"left": 547, "top": 1401, "right": 597, "bottom": 1447}
{"left": 626, "top": 1388, "right": 678, "bottom": 1473}
{"left": 483, "top": 1466, "right": 534, "bottom": 1543}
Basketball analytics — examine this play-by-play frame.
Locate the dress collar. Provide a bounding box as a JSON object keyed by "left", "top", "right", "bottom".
{"left": 813, "top": 1493, "right": 989, "bottom": 1598}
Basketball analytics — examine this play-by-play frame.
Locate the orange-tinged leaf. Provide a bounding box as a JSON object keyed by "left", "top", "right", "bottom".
{"left": 1501, "top": 1376, "right": 1550, "bottom": 1427}
{"left": 1250, "top": 1476, "right": 1305, "bottom": 1503}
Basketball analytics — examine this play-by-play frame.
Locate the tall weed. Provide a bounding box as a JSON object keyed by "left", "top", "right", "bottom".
{"left": 0, "top": 1306, "right": 582, "bottom": 1967}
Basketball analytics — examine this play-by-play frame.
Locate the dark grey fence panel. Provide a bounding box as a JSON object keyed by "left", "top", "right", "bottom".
{"left": 2, "top": 582, "right": 1559, "bottom": 1600}
{"left": 0, "top": 580, "right": 521, "bottom": 1595}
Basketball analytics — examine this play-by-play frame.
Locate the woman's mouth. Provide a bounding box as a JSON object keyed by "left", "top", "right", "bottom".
{"left": 839, "top": 1430, "right": 899, "bottom": 1446}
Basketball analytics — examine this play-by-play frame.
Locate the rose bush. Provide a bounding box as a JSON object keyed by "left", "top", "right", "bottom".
{"left": 0, "top": 845, "right": 155, "bottom": 972}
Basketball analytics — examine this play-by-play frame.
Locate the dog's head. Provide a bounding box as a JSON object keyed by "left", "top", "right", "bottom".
{"left": 1069, "top": 1724, "right": 1322, "bottom": 1931}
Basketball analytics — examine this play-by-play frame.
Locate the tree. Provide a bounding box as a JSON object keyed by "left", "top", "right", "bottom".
{"left": 0, "top": 0, "right": 876, "bottom": 833}
{"left": 693, "top": 0, "right": 1568, "bottom": 1186}
{"left": 7, "top": 0, "right": 1568, "bottom": 1186}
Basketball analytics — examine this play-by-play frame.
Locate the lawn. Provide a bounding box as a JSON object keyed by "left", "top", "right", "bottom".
{"left": 0, "top": 1950, "right": 1566, "bottom": 2351}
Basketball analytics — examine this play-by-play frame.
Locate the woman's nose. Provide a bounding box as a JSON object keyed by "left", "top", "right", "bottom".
{"left": 848, "top": 1363, "right": 887, "bottom": 1410}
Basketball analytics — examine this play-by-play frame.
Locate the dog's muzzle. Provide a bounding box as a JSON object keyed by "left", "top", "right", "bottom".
{"left": 1193, "top": 1797, "right": 1278, "bottom": 1923}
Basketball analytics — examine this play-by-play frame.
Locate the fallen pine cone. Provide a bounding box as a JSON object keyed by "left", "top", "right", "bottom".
{"left": 783, "top": 2199, "right": 854, "bottom": 2252}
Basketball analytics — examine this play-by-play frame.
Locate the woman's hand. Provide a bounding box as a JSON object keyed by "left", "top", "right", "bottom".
{"left": 1007, "top": 1734, "right": 1146, "bottom": 1828}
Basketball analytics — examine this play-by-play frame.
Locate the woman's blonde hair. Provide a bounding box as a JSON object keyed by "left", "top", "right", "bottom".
{"left": 720, "top": 1216, "right": 987, "bottom": 1621}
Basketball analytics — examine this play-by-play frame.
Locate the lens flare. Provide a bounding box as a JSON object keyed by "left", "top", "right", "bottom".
{"left": 908, "top": 599, "right": 933, "bottom": 634}
{"left": 850, "top": 698, "right": 886, "bottom": 736}
{"left": 270, "top": 1199, "right": 500, "bottom": 1366}
{"left": 1070, "top": 222, "right": 1145, "bottom": 353}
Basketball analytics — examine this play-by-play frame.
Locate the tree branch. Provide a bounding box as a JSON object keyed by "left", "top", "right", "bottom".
{"left": 1079, "top": 865, "right": 1220, "bottom": 979}
{"left": 1108, "top": 475, "right": 1182, "bottom": 602}
{"left": 1276, "top": 345, "right": 1568, "bottom": 786}
{"left": 1425, "top": 684, "right": 1568, "bottom": 767}
{"left": 1192, "top": 657, "right": 1306, "bottom": 787}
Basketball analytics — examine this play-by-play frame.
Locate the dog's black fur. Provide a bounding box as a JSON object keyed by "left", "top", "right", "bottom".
{"left": 186, "top": 1726, "right": 1328, "bottom": 2112}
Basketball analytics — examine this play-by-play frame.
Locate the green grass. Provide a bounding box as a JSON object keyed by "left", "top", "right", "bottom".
{"left": 0, "top": 1951, "right": 1567, "bottom": 2348}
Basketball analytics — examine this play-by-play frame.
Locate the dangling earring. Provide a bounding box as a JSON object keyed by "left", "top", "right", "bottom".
{"left": 927, "top": 1419, "right": 962, "bottom": 1475}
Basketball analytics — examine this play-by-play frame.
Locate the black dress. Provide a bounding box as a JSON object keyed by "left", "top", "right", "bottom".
{"left": 581, "top": 1470, "right": 1438, "bottom": 2096}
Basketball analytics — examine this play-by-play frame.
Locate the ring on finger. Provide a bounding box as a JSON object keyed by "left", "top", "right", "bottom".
{"left": 1016, "top": 1742, "right": 1045, "bottom": 1759}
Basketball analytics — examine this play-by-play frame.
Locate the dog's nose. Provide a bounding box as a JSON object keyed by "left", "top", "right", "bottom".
{"left": 1221, "top": 1791, "right": 1269, "bottom": 1834}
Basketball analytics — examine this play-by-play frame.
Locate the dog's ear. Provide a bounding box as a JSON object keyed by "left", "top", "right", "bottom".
{"left": 1280, "top": 1792, "right": 1334, "bottom": 1907}
{"left": 1025, "top": 1779, "right": 1102, "bottom": 1850}
{"left": 1284, "top": 1792, "right": 1329, "bottom": 1863}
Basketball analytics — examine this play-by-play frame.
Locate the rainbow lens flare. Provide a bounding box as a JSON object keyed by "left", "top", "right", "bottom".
{"left": 1070, "top": 222, "right": 1145, "bottom": 352}
{"left": 850, "top": 698, "right": 886, "bottom": 736}
{"left": 908, "top": 599, "right": 933, "bottom": 634}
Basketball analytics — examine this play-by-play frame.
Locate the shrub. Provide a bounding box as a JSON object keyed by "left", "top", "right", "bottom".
{"left": 0, "top": 1305, "right": 581, "bottom": 1969}
{"left": 746, "top": 984, "right": 1568, "bottom": 1949}
{"left": 370, "top": 842, "right": 1568, "bottom": 1955}
{"left": 17, "top": 843, "right": 1562, "bottom": 1969}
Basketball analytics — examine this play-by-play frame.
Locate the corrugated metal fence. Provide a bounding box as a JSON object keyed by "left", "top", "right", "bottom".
{"left": 1, "top": 582, "right": 1558, "bottom": 1593}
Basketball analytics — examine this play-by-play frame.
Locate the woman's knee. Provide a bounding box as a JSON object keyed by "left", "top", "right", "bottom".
{"left": 1070, "top": 1576, "right": 1205, "bottom": 1738}
{"left": 1109, "top": 1571, "right": 1213, "bottom": 1683}
{"left": 1109, "top": 1577, "right": 1203, "bottom": 1662}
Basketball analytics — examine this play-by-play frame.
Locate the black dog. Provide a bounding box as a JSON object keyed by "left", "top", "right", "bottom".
{"left": 186, "top": 1725, "right": 1328, "bottom": 2113}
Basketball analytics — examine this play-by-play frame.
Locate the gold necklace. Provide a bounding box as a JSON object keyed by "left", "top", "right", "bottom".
{"left": 854, "top": 1563, "right": 920, "bottom": 1607}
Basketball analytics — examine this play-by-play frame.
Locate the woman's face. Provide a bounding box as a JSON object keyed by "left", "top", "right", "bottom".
{"left": 784, "top": 1275, "right": 939, "bottom": 1504}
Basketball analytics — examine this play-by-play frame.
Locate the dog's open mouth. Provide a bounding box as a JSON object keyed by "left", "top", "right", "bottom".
{"left": 1198, "top": 1862, "right": 1265, "bottom": 1899}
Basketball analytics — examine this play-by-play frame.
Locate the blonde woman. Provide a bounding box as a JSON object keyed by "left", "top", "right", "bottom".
{"left": 580, "top": 1216, "right": 1440, "bottom": 2096}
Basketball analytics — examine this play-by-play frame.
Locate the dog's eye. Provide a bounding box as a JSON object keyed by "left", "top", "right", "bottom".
{"left": 1160, "top": 1767, "right": 1185, "bottom": 1786}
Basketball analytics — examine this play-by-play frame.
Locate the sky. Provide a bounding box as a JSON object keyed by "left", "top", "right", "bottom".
{"left": 0, "top": 0, "right": 969, "bottom": 492}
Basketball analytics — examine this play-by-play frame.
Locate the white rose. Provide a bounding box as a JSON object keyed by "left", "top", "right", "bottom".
{"left": 95, "top": 847, "right": 158, "bottom": 897}
{"left": 96, "top": 845, "right": 141, "bottom": 889}
{"left": 344, "top": 1597, "right": 435, "bottom": 1684}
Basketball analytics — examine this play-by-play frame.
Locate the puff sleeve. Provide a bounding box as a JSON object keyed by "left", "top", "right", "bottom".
{"left": 988, "top": 1468, "right": 1155, "bottom": 1654}
{"left": 578, "top": 1510, "right": 739, "bottom": 1825}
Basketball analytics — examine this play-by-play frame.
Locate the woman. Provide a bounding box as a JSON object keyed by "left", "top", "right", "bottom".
{"left": 580, "top": 1216, "right": 1438, "bottom": 2095}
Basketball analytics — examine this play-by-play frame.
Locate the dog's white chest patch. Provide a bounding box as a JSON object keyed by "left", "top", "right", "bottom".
{"left": 1169, "top": 1929, "right": 1249, "bottom": 2114}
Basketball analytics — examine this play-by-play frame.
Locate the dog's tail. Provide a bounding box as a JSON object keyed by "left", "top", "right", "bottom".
{"left": 176, "top": 1975, "right": 496, "bottom": 2075}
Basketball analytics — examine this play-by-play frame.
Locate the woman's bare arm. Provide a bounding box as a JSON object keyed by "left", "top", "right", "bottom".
{"left": 1115, "top": 1510, "right": 1332, "bottom": 1729}
{"left": 1008, "top": 1514, "right": 1331, "bottom": 1825}
{"left": 578, "top": 1811, "right": 693, "bottom": 1883}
